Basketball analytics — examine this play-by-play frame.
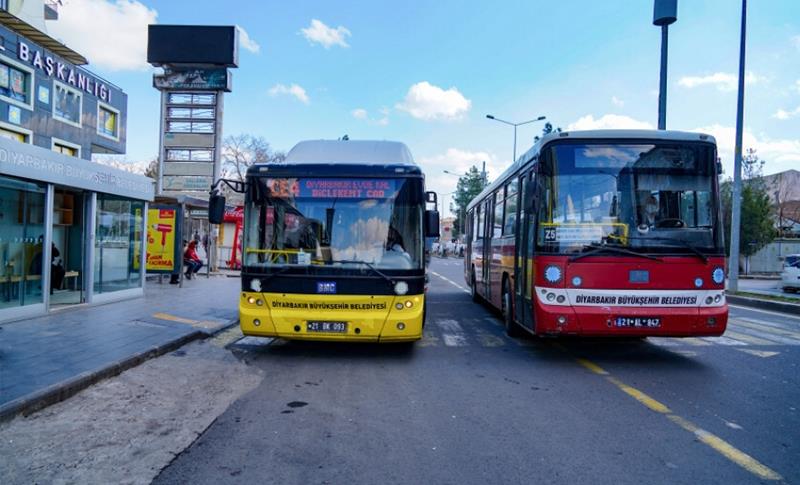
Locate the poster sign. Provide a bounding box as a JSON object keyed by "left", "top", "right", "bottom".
{"left": 153, "top": 68, "right": 231, "bottom": 91}
{"left": 146, "top": 205, "right": 181, "bottom": 273}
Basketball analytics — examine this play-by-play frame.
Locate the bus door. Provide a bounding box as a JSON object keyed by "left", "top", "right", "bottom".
{"left": 481, "top": 198, "right": 491, "bottom": 297}
{"left": 514, "top": 171, "right": 535, "bottom": 330}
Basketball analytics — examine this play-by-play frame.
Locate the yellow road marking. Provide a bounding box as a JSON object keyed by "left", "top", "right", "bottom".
{"left": 667, "top": 415, "right": 782, "bottom": 481}
{"left": 571, "top": 353, "right": 783, "bottom": 481}
{"left": 153, "top": 312, "right": 198, "bottom": 324}
{"left": 607, "top": 376, "right": 672, "bottom": 414}
{"left": 724, "top": 331, "right": 777, "bottom": 346}
{"left": 575, "top": 358, "right": 609, "bottom": 375}
{"left": 736, "top": 349, "right": 780, "bottom": 358}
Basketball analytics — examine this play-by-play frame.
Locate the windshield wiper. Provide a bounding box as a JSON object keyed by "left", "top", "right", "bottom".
{"left": 627, "top": 236, "right": 709, "bottom": 263}
{"left": 330, "top": 259, "right": 395, "bottom": 287}
{"left": 569, "top": 243, "right": 663, "bottom": 262}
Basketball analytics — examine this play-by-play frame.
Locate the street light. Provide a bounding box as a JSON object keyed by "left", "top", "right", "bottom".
{"left": 653, "top": 0, "right": 677, "bottom": 130}
{"left": 728, "top": 0, "right": 748, "bottom": 293}
{"left": 485, "top": 114, "right": 546, "bottom": 163}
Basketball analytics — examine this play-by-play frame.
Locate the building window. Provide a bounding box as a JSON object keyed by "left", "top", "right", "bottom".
{"left": 166, "top": 148, "right": 214, "bottom": 161}
{"left": 167, "top": 121, "right": 214, "bottom": 134}
{"left": 97, "top": 103, "right": 119, "bottom": 140}
{"left": 167, "top": 107, "right": 214, "bottom": 119}
{"left": 0, "top": 122, "right": 32, "bottom": 143}
{"left": 0, "top": 56, "right": 34, "bottom": 110}
{"left": 53, "top": 81, "right": 82, "bottom": 127}
{"left": 52, "top": 138, "right": 81, "bottom": 158}
{"left": 0, "top": 175, "right": 46, "bottom": 309}
{"left": 168, "top": 92, "right": 216, "bottom": 105}
{"left": 94, "top": 194, "right": 144, "bottom": 294}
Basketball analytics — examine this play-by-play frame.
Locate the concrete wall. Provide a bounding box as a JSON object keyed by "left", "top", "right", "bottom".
{"left": 747, "top": 239, "right": 800, "bottom": 273}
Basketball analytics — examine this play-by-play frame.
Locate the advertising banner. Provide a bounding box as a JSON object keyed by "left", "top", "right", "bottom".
{"left": 153, "top": 68, "right": 231, "bottom": 91}
{"left": 146, "top": 205, "right": 182, "bottom": 273}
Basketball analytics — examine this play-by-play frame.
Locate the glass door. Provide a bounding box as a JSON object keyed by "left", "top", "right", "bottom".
{"left": 50, "top": 188, "right": 86, "bottom": 306}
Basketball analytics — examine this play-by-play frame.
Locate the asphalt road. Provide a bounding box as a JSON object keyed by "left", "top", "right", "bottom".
{"left": 155, "top": 258, "right": 800, "bottom": 485}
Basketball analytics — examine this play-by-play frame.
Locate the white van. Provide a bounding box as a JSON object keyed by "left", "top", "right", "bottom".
{"left": 781, "top": 254, "right": 800, "bottom": 293}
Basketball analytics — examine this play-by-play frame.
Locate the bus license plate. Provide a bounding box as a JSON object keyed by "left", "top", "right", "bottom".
{"left": 615, "top": 317, "right": 661, "bottom": 328}
{"left": 307, "top": 321, "right": 348, "bottom": 333}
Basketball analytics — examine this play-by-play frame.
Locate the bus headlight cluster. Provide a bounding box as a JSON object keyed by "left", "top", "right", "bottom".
{"left": 704, "top": 292, "right": 725, "bottom": 305}
{"left": 712, "top": 267, "right": 725, "bottom": 285}
{"left": 540, "top": 289, "right": 568, "bottom": 305}
{"left": 247, "top": 296, "right": 264, "bottom": 306}
{"left": 544, "top": 265, "right": 562, "bottom": 284}
{"left": 395, "top": 300, "right": 414, "bottom": 310}
{"left": 394, "top": 281, "right": 409, "bottom": 295}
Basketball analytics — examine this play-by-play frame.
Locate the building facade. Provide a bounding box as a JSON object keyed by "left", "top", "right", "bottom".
{"left": 0, "top": 1, "right": 153, "bottom": 323}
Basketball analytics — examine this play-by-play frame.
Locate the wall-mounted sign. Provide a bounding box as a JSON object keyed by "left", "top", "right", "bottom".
{"left": 7, "top": 105, "right": 20, "bottom": 124}
{"left": 17, "top": 40, "right": 112, "bottom": 102}
{"left": 162, "top": 175, "right": 213, "bottom": 192}
{"left": 146, "top": 206, "right": 181, "bottom": 273}
{"left": 153, "top": 68, "right": 231, "bottom": 92}
{"left": 38, "top": 85, "right": 50, "bottom": 104}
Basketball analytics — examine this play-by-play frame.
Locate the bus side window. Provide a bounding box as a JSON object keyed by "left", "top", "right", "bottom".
{"left": 494, "top": 191, "right": 504, "bottom": 237}
{"left": 476, "top": 205, "right": 483, "bottom": 240}
{"left": 504, "top": 179, "right": 518, "bottom": 235}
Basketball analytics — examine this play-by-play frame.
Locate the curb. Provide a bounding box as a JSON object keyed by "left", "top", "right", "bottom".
{"left": 0, "top": 318, "right": 241, "bottom": 423}
{"left": 726, "top": 294, "right": 800, "bottom": 315}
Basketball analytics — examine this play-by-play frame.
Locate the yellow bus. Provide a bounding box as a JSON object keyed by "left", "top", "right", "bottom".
{"left": 209, "top": 140, "right": 439, "bottom": 342}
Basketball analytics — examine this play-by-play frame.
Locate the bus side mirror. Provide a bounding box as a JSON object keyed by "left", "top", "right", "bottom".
{"left": 425, "top": 210, "right": 440, "bottom": 238}
{"left": 209, "top": 194, "right": 226, "bottom": 224}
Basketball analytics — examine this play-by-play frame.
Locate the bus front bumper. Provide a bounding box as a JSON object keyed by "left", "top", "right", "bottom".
{"left": 534, "top": 303, "right": 728, "bottom": 337}
{"left": 239, "top": 292, "right": 424, "bottom": 342}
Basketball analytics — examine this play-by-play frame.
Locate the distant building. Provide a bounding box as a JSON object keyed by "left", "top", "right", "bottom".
{"left": 0, "top": 1, "right": 153, "bottom": 323}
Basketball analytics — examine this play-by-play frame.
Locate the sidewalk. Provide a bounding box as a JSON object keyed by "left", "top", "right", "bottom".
{"left": 0, "top": 274, "right": 241, "bottom": 422}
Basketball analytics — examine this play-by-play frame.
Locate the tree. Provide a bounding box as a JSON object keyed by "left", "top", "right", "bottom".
{"left": 533, "top": 122, "right": 562, "bottom": 143}
{"left": 222, "top": 134, "right": 286, "bottom": 182}
{"left": 720, "top": 149, "right": 775, "bottom": 259}
{"left": 450, "top": 165, "right": 489, "bottom": 237}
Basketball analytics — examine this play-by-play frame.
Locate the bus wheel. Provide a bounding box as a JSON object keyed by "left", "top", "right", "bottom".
{"left": 503, "top": 281, "right": 524, "bottom": 338}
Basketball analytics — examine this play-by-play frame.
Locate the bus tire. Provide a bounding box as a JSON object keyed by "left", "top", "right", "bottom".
{"left": 503, "top": 279, "right": 524, "bottom": 338}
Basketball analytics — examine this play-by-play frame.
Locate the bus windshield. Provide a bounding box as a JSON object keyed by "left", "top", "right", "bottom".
{"left": 243, "top": 177, "right": 423, "bottom": 270}
{"left": 536, "top": 142, "right": 724, "bottom": 255}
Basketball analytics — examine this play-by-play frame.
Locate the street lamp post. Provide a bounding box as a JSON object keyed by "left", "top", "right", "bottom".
{"left": 653, "top": 0, "right": 677, "bottom": 130}
{"left": 485, "top": 114, "right": 546, "bottom": 163}
{"left": 728, "top": 0, "right": 748, "bottom": 293}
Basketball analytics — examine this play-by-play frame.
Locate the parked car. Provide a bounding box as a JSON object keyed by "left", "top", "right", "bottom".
{"left": 781, "top": 254, "right": 800, "bottom": 293}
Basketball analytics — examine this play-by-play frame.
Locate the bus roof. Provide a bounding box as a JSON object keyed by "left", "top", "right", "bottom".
{"left": 466, "top": 129, "right": 717, "bottom": 212}
{"left": 247, "top": 139, "right": 421, "bottom": 178}
{"left": 286, "top": 139, "right": 416, "bottom": 166}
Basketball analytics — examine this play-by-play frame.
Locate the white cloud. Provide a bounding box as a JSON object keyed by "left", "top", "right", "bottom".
{"left": 237, "top": 25, "right": 260, "bottom": 54}
{"left": 269, "top": 83, "right": 310, "bottom": 104}
{"left": 46, "top": 0, "right": 157, "bottom": 71}
{"left": 773, "top": 106, "right": 800, "bottom": 120}
{"left": 567, "top": 114, "right": 654, "bottom": 131}
{"left": 418, "top": 148, "right": 498, "bottom": 216}
{"left": 351, "top": 108, "right": 368, "bottom": 119}
{"left": 693, "top": 124, "right": 800, "bottom": 175}
{"left": 351, "top": 107, "right": 389, "bottom": 126}
{"left": 396, "top": 82, "right": 471, "bottom": 121}
{"left": 611, "top": 96, "right": 625, "bottom": 108}
{"left": 677, "top": 71, "right": 764, "bottom": 92}
{"left": 300, "top": 19, "right": 351, "bottom": 49}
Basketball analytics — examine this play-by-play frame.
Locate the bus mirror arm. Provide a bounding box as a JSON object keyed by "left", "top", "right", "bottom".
{"left": 425, "top": 210, "right": 440, "bottom": 238}
{"left": 208, "top": 178, "right": 246, "bottom": 225}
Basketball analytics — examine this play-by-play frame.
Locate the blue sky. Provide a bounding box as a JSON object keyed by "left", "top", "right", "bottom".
{"left": 46, "top": 0, "right": 799, "bottom": 217}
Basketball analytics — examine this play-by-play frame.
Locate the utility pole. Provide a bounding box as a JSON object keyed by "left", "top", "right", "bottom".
{"left": 729, "top": 0, "right": 747, "bottom": 292}
{"left": 653, "top": 0, "right": 677, "bottom": 130}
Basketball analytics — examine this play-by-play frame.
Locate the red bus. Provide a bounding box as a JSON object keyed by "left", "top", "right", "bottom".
{"left": 465, "top": 130, "right": 728, "bottom": 337}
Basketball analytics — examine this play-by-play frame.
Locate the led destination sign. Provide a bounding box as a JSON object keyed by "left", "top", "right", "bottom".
{"left": 266, "top": 178, "right": 398, "bottom": 199}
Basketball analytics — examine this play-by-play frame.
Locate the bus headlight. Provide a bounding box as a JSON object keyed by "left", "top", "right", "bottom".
{"left": 247, "top": 296, "right": 256, "bottom": 304}
{"left": 544, "top": 265, "right": 562, "bottom": 284}
{"left": 394, "top": 281, "right": 409, "bottom": 295}
{"left": 712, "top": 267, "right": 725, "bottom": 285}
{"left": 395, "top": 302, "right": 404, "bottom": 310}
